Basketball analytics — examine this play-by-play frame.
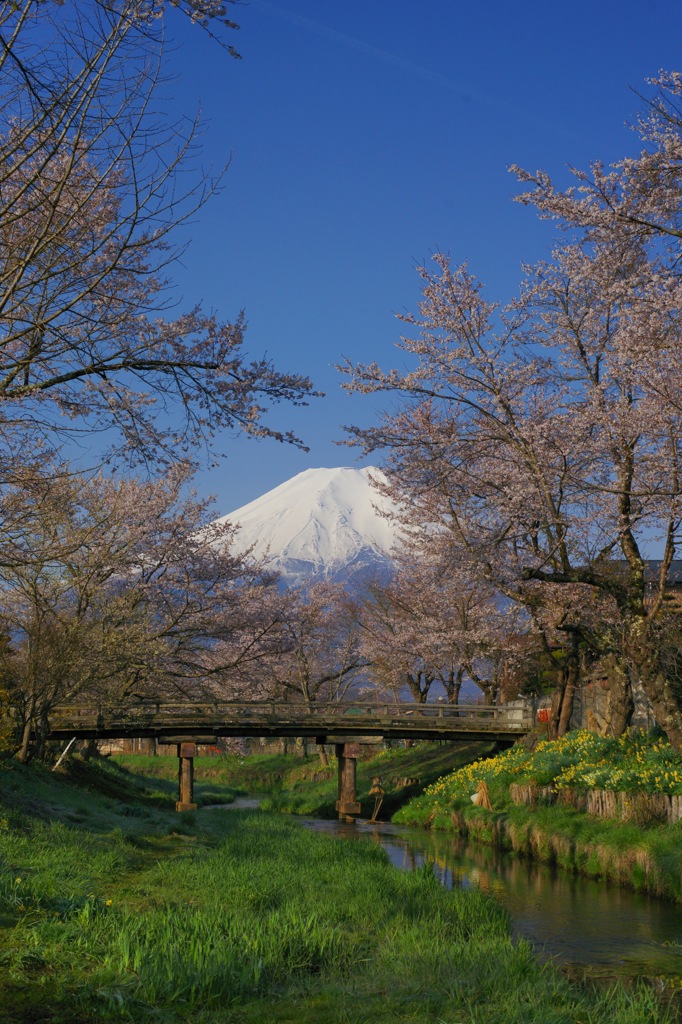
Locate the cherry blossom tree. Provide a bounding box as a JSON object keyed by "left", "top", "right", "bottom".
{"left": 337, "top": 73, "right": 682, "bottom": 749}
{"left": 505, "top": 72, "right": 682, "bottom": 742}
{"left": 0, "top": 1, "right": 315, "bottom": 468}
{"left": 247, "top": 580, "right": 366, "bottom": 761}
{"left": 341, "top": 213, "right": 682, "bottom": 748}
{"left": 357, "top": 571, "right": 435, "bottom": 704}
{"left": 0, "top": 1, "right": 319, "bottom": 755}
{"left": 511, "top": 71, "right": 682, "bottom": 244}
{"left": 0, "top": 467, "right": 285, "bottom": 760}
{"left": 0, "top": 630, "right": 13, "bottom": 753}
{"left": 266, "top": 581, "right": 365, "bottom": 705}
{"left": 357, "top": 545, "right": 530, "bottom": 706}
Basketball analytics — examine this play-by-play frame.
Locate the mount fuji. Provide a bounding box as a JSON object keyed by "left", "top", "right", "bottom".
{"left": 214, "top": 467, "right": 401, "bottom": 587}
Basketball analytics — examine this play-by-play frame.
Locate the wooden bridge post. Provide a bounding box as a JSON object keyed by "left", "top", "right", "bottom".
{"left": 335, "top": 742, "right": 361, "bottom": 820}
{"left": 176, "top": 742, "right": 197, "bottom": 812}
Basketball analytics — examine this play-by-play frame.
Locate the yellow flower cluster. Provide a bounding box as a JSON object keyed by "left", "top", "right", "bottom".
{"left": 421, "top": 730, "right": 682, "bottom": 809}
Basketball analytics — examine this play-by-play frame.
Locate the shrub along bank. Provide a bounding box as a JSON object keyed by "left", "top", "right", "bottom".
{"left": 0, "top": 755, "right": 671, "bottom": 1024}
{"left": 394, "top": 730, "right": 682, "bottom": 901}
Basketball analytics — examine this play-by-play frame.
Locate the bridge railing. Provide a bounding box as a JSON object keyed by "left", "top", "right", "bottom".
{"left": 46, "top": 700, "right": 532, "bottom": 728}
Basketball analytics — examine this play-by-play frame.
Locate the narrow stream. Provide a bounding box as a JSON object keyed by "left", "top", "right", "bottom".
{"left": 302, "top": 816, "right": 682, "bottom": 982}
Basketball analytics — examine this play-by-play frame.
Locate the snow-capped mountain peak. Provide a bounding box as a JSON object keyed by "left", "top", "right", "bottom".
{"left": 214, "top": 466, "right": 400, "bottom": 585}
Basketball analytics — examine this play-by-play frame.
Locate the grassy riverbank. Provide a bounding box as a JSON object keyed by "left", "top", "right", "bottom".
{"left": 395, "top": 731, "right": 682, "bottom": 901}
{"left": 116, "top": 739, "right": 495, "bottom": 818}
{"left": 0, "top": 755, "right": 672, "bottom": 1023}
{"left": 116, "top": 734, "right": 682, "bottom": 900}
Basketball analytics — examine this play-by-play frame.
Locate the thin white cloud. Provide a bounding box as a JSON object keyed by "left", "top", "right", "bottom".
{"left": 251, "top": 0, "right": 591, "bottom": 145}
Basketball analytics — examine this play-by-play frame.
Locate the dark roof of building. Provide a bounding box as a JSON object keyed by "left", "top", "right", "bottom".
{"left": 644, "top": 560, "right": 682, "bottom": 586}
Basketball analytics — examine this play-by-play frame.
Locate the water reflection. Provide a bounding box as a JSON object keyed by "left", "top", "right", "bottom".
{"left": 304, "top": 817, "right": 682, "bottom": 979}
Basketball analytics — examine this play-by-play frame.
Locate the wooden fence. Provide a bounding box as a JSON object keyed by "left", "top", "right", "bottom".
{"left": 509, "top": 783, "right": 682, "bottom": 825}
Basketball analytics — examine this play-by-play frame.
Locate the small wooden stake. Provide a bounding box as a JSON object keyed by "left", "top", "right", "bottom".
{"left": 52, "top": 736, "right": 77, "bottom": 771}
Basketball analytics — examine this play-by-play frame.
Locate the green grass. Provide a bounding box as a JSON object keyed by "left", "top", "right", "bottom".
{"left": 109, "top": 751, "right": 242, "bottom": 806}
{"left": 0, "top": 754, "right": 672, "bottom": 1023}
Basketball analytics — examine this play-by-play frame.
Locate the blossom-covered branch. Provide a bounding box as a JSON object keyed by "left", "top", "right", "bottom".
{"left": 0, "top": 1, "right": 317, "bottom": 466}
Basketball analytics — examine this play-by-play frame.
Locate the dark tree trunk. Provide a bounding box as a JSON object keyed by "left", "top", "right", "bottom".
{"left": 317, "top": 744, "right": 330, "bottom": 767}
{"left": 81, "top": 738, "right": 99, "bottom": 760}
{"left": 17, "top": 717, "right": 32, "bottom": 763}
{"left": 406, "top": 671, "right": 433, "bottom": 704}
{"left": 629, "top": 627, "right": 682, "bottom": 752}
{"left": 443, "top": 666, "right": 464, "bottom": 705}
{"left": 548, "top": 676, "right": 566, "bottom": 741}
{"left": 557, "top": 635, "right": 580, "bottom": 737}
{"left": 34, "top": 713, "right": 50, "bottom": 761}
{"left": 601, "top": 656, "right": 634, "bottom": 738}
{"left": 480, "top": 682, "right": 498, "bottom": 705}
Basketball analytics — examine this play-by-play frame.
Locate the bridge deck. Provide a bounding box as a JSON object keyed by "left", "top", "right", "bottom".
{"left": 44, "top": 701, "right": 532, "bottom": 744}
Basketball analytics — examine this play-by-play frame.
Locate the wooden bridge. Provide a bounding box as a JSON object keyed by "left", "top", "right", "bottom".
{"left": 47, "top": 699, "right": 532, "bottom": 744}
{"left": 44, "top": 700, "right": 533, "bottom": 817}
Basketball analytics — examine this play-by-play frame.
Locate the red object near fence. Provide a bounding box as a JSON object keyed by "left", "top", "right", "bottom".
{"left": 536, "top": 708, "right": 551, "bottom": 724}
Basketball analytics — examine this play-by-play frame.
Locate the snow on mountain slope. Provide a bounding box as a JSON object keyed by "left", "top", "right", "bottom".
{"left": 214, "top": 467, "right": 401, "bottom": 586}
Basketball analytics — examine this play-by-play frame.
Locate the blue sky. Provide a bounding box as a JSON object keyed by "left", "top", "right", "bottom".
{"left": 162, "top": 0, "right": 682, "bottom": 514}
